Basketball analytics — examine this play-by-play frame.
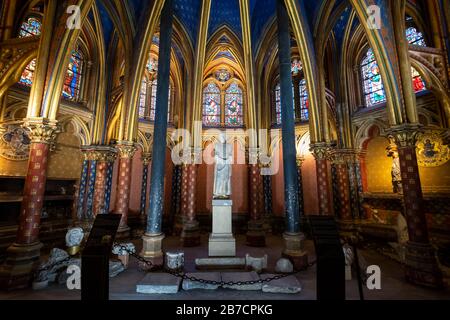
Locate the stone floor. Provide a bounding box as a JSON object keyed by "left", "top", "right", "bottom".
{"left": 1, "top": 234, "right": 450, "bottom": 300}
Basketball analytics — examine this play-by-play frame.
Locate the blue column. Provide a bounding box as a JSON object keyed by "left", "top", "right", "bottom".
{"left": 276, "top": 0, "right": 300, "bottom": 234}
{"left": 296, "top": 160, "right": 304, "bottom": 218}
{"left": 76, "top": 159, "right": 89, "bottom": 220}
{"left": 146, "top": 0, "right": 174, "bottom": 234}
{"left": 104, "top": 161, "right": 114, "bottom": 214}
{"left": 85, "top": 160, "right": 97, "bottom": 219}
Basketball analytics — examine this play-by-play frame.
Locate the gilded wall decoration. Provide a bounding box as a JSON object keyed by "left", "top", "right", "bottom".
{"left": 416, "top": 132, "right": 449, "bottom": 167}
{"left": 0, "top": 124, "right": 31, "bottom": 160}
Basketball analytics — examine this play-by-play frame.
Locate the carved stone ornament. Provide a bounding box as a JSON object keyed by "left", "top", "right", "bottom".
{"left": 387, "top": 124, "right": 422, "bottom": 148}
{"left": 310, "top": 143, "right": 331, "bottom": 160}
{"left": 116, "top": 142, "right": 136, "bottom": 159}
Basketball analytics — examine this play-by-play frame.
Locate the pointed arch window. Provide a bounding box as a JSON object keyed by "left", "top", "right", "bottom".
{"left": 360, "top": 48, "right": 387, "bottom": 107}
{"left": 225, "top": 82, "right": 244, "bottom": 127}
{"left": 202, "top": 82, "right": 221, "bottom": 127}
{"left": 18, "top": 16, "right": 42, "bottom": 87}
{"left": 139, "top": 79, "right": 148, "bottom": 118}
{"left": 273, "top": 79, "right": 308, "bottom": 125}
{"left": 62, "top": 48, "right": 84, "bottom": 100}
{"left": 299, "top": 79, "right": 309, "bottom": 120}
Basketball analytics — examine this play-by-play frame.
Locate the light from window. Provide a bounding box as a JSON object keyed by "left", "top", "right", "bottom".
{"left": 202, "top": 82, "right": 221, "bottom": 127}
{"left": 225, "top": 82, "right": 243, "bottom": 127}
{"left": 411, "top": 67, "right": 426, "bottom": 93}
{"left": 139, "top": 79, "right": 147, "bottom": 118}
{"left": 19, "top": 59, "right": 36, "bottom": 87}
{"left": 62, "top": 49, "right": 84, "bottom": 100}
{"left": 406, "top": 26, "right": 426, "bottom": 47}
{"left": 299, "top": 79, "right": 309, "bottom": 121}
{"left": 274, "top": 82, "right": 298, "bottom": 125}
{"left": 361, "top": 48, "right": 386, "bottom": 107}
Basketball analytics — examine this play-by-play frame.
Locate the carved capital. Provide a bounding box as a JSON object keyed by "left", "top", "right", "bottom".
{"left": 83, "top": 146, "right": 117, "bottom": 162}
{"left": 310, "top": 143, "right": 331, "bottom": 161}
{"left": 116, "top": 142, "right": 136, "bottom": 159}
{"left": 22, "top": 118, "right": 60, "bottom": 145}
{"left": 247, "top": 147, "right": 259, "bottom": 165}
{"left": 142, "top": 152, "right": 152, "bottom": 166}
{"left": 296, "top": 156, "right": 305, "bottom": 167}
{"left": 387, "top": 124, "right": 423, "bottom": 148}
{"left": 330, "top": 148, "right": 357, "bottom": 164}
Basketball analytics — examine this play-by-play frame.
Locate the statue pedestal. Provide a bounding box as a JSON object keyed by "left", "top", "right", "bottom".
{"left": 208, "top": 200, "right": 236, "bottom": 257}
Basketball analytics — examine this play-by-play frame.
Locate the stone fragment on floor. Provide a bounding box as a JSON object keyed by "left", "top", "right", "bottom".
{"left": 260, "top": 274, "right": 302, "bottom": 294}
{"left": 182, "top": 272, "right": 221, "bottom": 290}
{"left": 221, "top": 271, "right": 262, "bottom": 291}
{"left": 136, "top": 273, "right": 181, "bottom": 294}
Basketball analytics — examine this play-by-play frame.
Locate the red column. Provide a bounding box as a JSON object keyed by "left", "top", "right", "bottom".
{"left": 180, "top": 162, "right": 200, "bottom": 246}
{"left": 114, "top": 143, "right": 136, "bottom": 237}
{"left": 0, "top": 119, "right": 58, "bottom": 290}
{"left": 312, "top": 143, "right": 333, "bottom": 215}
{"left": 246, "top": 163, "right": 265, "bottom": 246}
{"left": 92, "top": 148, "right": 116, "bottom": 217}
{"left": 390, "top": 125, "right": 442, "bottom": 288}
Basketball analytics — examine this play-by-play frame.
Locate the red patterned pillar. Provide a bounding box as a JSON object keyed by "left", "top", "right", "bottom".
{"left": 0, "top": 119, "right": 59, "bottom": 290}
{"left": 332, "top": 151, "right": 352, "bottom": 220}
{"left": 93, "top": 147, "right": 116, "bottom": 216}
{"left": 114, "top": 142, "right": 136, "bottom": 238}
{"left": 311, "top": 143, "right": 333, "bottom": 215}
{"left": 389, "top": 125, "right": 443, "bottom": 288}
{"left": 246, "top": 163, "right": 265, "bottom": 247}
{"left": 180, "top": 154, "right": 200, "bottom": 247}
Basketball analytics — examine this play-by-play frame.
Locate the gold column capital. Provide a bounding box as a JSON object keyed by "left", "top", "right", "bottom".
{"left": 23, "top": 118, "right": 60, "bottom": 145}
{"left": 310, "top": 142, "right": 332, "bottom": 161}
{"left": 142, "top": 152, "right": 152, "bottom": 166}
{"left": 387, "top": 123, "right": 423, "bottom": 148}
{"left": 82, "top": 145, "right": 117, "bottom": 162}
{"left": 116, "top": 141, "right": 137, "bottom": 159}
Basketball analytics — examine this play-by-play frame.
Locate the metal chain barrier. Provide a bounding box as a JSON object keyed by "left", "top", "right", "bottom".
{"left": 113, "top": 243, "right": 316, "bottom": 286}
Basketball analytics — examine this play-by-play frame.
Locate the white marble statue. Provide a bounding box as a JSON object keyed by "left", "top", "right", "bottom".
{"left": 213, "top": 133, "right": 232, "bottom": 199}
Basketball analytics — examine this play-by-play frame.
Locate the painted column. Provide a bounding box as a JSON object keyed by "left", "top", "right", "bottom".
{"left": 114, "top": 142, "right": 136, "bottom": 237}
{"left": 76, "top": 155, "right": 89, "bottom": 221}
{"left": 276, "top": 0, "right": 307, "bottom": 269}
{"left": 92, "top": 147, "right": 117, "bottom": 216}
{"left": 104, "top": 159, "right": 115, "bottom": 214}
{"left": 141, "top": 0, "right": 174, "bottom": 263}
{"left": 296, "top": 157, "right": 305, "bottom": 218}
{"left": 331, "top": 152, "right": 352, "bottom": 221}
{"left": 85, "top": 158, "right": 97, "bottom": 220}
{"left": 389, "top": 124, "right": 443, "bottom": 288}
{"left": 181, "top": 157, "right": 200, "bottom": 247}
{"left": 169, "top": 164, "right": 182, "bottom": 235}
{"left": 246, "top": 161, "right": 266, "bottom": 247}
{"left": 262, "top": 165, "right": 273, "bottom": 233}
{"left": 0, "top": 119, "right": 58, "bottom": 289}
{"left": 140, "top": 153, "right": 151, "bottom": 223}
{"left": 311, "top": 143, "right": 333, "bottom": 215}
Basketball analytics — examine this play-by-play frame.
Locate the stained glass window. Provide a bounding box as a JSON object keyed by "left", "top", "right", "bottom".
{"left": 406, "top": 26, "right": 426, "bottom": 47}
{"left": 299, "top": 79, "right": 309, "bottom": 120}
{"left": 19, "top": 59, "right": 36, "bottom": 87}
{"left": 150, "top": 79, "right": 158, "bottom": 121}
{"left": 291, "top": 59, "right": 302, "bottom": 76}
{"left": 19, "top": 17, "right": 42, "bottom": 38}
{"left": 139, "top": 79, "right": 148, "bottom": 118}
{"left": 202, "top": 82, "right": 221, "bottom": 126}
{"left": 411, "top": 67, "right": 426, "bottom": 93}
{"left": 62, "top": 49, "right": 84, "bottom": 100}
{"left": 225, "top": 82, "right": 243, "bottom": 127}
{"left": 147, "top": 57, "right": 158, "bottom": 73}
{"left": 361, "top": 48, "right": 386, "bottom": 107}
{"left": 274, "top": 82, "right": 296, "bottom": 125}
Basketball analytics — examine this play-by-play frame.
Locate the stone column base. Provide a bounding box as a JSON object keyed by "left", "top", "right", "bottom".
{"left": 404, "top": 241, "right": 443, "bottom": 288}
{"left": 140, "top": 233, "right": 165, "bottom": 268}
{"left": 282, "top": 232, "right": 308, "bottom": 270}
{"left": 0, "top": 242, "right": 43, "bottom": 290}
{"left": 246, "top": 219, "right": 266, "bottom": 247}
{"left": 116, "top": 224, "right": 130, "bottom": 240}
{"left": 181, "top": 220, "right": 200, "bottom": 247}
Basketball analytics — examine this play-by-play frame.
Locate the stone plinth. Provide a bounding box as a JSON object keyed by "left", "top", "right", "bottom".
{"left": 222, "top": 271, "right": 262, "bottom": 290}
{"left": 208, "top": 200, "right": 235, "bottom": 257}
{"left": 136, "top": 273, "right": 181, "bottom": 294}
{"left": 195, "top": 257, "right": 246, "bottom": 270}
{"left": 261, "top": 274, "right": 302, "bottom": 294}
{"left": 140, "top": 233, "right": 165, "bottom": 267}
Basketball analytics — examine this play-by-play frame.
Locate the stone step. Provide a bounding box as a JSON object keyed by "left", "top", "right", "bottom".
{"left": 136, "top": 273, "right": 181, "bottom": 294}
{"left": 260, "top": 274, "right": 302, "bottom": 294}
{"left": 221, "top": 271, "right": 262, "bottom": 291}
{"left": 182, "top": 272, "right": 221, "bottom": 290}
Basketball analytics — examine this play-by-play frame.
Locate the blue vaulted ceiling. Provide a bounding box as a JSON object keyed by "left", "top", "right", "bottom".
{"left": 208, "top": 0, "right": 242, "bottom": 40}
{"left": 174, "top": 0, "right": 202, "bottom": 47}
